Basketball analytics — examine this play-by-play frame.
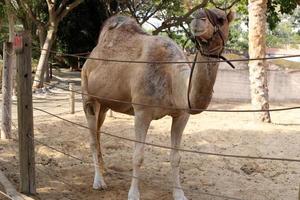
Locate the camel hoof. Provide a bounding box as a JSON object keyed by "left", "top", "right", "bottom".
{"left": 93, "top": 179, "right": 107, "bottom": 190}
{"left": 128, "top": 189, "right": 140, "bottom": 200}
{"left": 173, "top": 189, "right": 188, "bottom": 200}
{"left": 128, "top": 196, "right": 140, "bottom": 200}
{"left": 174, "top": 196, "right": 188, "bottom": 200}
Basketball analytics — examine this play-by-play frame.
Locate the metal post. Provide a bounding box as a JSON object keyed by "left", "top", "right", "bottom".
{"left": 15, "top": 31, "right": 36, "bottom": 194}
{"left": 69, "top": 83, "right": 75, "bottom": 114}
{"left": 1, "top": 42, "right": 13, "bottom": 140}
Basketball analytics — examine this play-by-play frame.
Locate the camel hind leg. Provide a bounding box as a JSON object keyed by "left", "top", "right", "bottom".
{"left": 84, "top": 100, "right": 108, "bottom": 189}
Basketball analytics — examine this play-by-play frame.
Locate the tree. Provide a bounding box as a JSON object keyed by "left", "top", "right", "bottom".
{"left": 17, "top": 0, "right": 83, "bottom": 89}
{"left": 4, "top": 0, "right": 17, "bottom": 97}
{"left": 248, "top": 0, "right": 271, "bottom": 123}
{"left": 267, "top": 0, "right": 299, "bottom": 30}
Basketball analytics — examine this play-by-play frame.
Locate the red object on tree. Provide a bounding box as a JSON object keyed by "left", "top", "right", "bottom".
{"left": 13, "top": 35, "right": 23, "bottom": 53}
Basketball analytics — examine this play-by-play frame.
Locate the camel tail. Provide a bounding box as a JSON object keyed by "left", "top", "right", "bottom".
{"left": 81, "top": 67, "right": 91, "bottom": 108}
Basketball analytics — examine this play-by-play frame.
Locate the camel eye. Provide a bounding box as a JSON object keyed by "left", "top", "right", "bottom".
{"left": 217, "top": 17, "right": 225, "bottom": 25}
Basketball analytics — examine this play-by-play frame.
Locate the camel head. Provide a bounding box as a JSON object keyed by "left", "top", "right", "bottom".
{"left": 190, "top": 8, "right": 234, "bottom": 54}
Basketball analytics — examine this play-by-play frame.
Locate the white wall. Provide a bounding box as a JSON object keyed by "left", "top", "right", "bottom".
{"left": 213, "top": 69, "right": 300, "bottom": 102}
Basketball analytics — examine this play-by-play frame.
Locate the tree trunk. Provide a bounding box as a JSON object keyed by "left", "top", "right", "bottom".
{"left": 37, "top": 25, "right": 47, "bottom": 47}
{"left": 5, "top": 3, "right": 17, "bottom": 98}
{"left": 1, "top": 42, "right": 13, "bottom": 140}
{"left": 248, "top": 0, "right": 271, "bottom": 123}
{"left": 32, "top": 27, "right": 56, "bottom": 89}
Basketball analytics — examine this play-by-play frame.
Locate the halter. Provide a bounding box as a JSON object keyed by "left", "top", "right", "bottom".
{"left": 195, "top": 9, "right": 224, "bottom": 52}
{"left": 187, "top": 8, "right": 235, "bottom": 110}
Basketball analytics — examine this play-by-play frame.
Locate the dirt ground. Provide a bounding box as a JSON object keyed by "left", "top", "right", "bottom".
{"left": 0, "top": 80, "right": 300, "bottom": 200}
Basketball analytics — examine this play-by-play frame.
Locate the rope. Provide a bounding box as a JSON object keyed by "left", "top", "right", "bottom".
{"left": 42, "top": 81, "right": 300, "bottom": 113}
{"left": 32, "top": 106, "right": 300, "bottom": 163}
{"left": 33, "top": 47, "right": 300, "bottom": 64}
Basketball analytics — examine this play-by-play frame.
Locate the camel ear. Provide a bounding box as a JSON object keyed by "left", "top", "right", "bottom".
{"left": 108, "top": 16, "right": 126, "bottom": 30}
{"left": 108, "top": 21, "right": 119, "bottom": 30}
{"left": 227, "top": 10, "right": 235, "bottom": 23}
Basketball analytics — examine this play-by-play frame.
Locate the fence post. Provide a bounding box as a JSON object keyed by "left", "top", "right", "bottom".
{"left": 49, "top": 63, "right": 53, "bottom": 79}
{"left": 77, "top": 57, "right": 80, "bottom": 70}
{"left": 69, "top": 83, "right": 75, "bottom": 114}
{"left": 0, "top": 42, "right": 13, "bottom": 140}
{"left": 109, "top": 109, "right": 113, "bottom": 117}
{"left": 44, "top": 63, "right": 50, "bottom": 82}
{"left": 15, "top": 31, "right": 36, "bottom": 194}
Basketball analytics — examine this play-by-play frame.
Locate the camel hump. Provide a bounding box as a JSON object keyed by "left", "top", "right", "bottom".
{"left": 101, "top": 15, "right": 148, "bottom": 35}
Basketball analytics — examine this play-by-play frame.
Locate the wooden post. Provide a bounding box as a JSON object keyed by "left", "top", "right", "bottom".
{"left": 44, "top": 62, "right": 50, "bottom": 82}
{"left": 109, "top": 110, "right": 113, "bottom": 117}
{"left": 49, "top": 63, "right": 52, "bottom": 79}
{"left": 69, "top": 83, "right": 75, "bottom": 114}
{"left": 1, "top": 42, "right": 13, "bottom": 140}
{"left": 15, "top": 31, "right": 36, "bottom": 194}
{"left": 77, "top": 57, "right": 80, "bottom": 70}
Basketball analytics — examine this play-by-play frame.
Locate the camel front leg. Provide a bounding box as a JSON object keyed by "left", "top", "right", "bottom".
{"left": 128, "top": 110, "right": 152, "bottom": 200}
{"left": 170, "top": 114, "right": 189, "bottom": 200}
{"left": 84, "top": 101, "right": 107, "bottom": 190}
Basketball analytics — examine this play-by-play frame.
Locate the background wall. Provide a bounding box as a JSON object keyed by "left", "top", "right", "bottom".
{"left": 213, "top": 69, "right": 300, "bottom": 102}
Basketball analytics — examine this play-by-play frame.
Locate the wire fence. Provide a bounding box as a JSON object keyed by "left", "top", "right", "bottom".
{"left": 40, "top": 80, "right": 300, "bottom": 113}
{"left": 2, "top": 102, "right": 245, "bottom": 199}
{"left": 2, "top": 82, "right": 300, "bottom": 199}
{"left": 34, "top": 47, "right": 300, "bottom": 64}
{"left": 32, "top": 133, "right": 243, "bottom": 200}
{"left": 2, "top": 46, "right": 300, "bottom": 199}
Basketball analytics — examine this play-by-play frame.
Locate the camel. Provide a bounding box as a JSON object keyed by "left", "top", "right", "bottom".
{"left": 81, "top": 8, "right": 234, "bottom": 200}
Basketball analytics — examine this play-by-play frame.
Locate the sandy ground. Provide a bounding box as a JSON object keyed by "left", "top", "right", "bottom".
{"left": 0, "top": 77, "right": 300, "bottom": 200}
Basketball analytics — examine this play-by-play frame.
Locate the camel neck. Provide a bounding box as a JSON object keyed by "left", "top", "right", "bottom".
{"left": 187, "top": 54, "right": 219, "bottom": 114}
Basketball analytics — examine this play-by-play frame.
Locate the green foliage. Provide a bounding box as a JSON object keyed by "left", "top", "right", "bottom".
{"left": 267, "top": 0, "right": 298, "bottom": 30}
{"left": 225, "top": 0, "right": 249, "bottom": 53}
{"left": 225, "top": 0, "right": 300, "bottom": 51}
{"left": 267, "top": 7, "right": 300, "bottom": 48}
{"left": 166, "top": 29, "right": 194, "bottom": 51}
{"left": 227, "top": 24, "right": 248, "bottom": 52}
{"left": 0, "top": 25, "right": 8, "bottom": 45}
{"left": 0, "top": 1, "right": 8, "bottom": 56}
{"left": 225, "top": 0, "right": 299, "bottom": 30}
{"left": 0, "top": 1, "right": 5, "bottom": 19}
